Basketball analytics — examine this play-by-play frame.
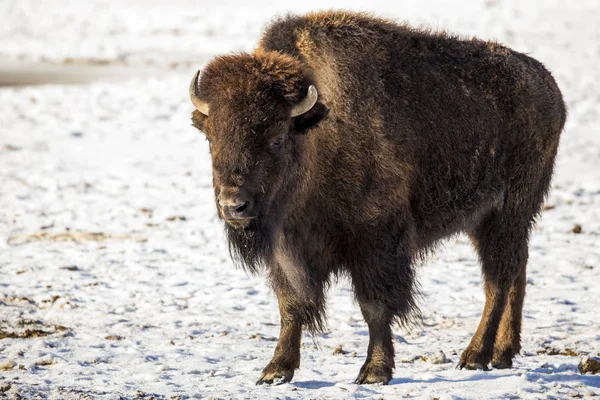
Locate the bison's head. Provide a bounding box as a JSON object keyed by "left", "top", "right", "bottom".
{"left": 190, "top": 51, "right": 328, "bottom": 233}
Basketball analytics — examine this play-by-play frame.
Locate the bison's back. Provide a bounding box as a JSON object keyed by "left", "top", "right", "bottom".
{"left": 260, "top": 11, "right": 564, "bottom": 141}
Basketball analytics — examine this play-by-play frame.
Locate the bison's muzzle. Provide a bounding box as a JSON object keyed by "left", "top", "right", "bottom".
{"left": 217, "top": 186, "right": 255, "bottom": 228}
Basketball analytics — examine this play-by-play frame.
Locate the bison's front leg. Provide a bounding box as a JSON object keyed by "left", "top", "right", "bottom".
{"left": 256, "top": 292, "right": 302, "bottom": 385}
{"left": 355, "top": 301, "right": 395, "bottom": 385}
{"left": 352, "top": 235, "right": 417, "bottom": 385}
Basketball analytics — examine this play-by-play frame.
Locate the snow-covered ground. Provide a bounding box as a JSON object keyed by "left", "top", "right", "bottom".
{"left": 1, "top": 0, "right": 599, "bottom": 398}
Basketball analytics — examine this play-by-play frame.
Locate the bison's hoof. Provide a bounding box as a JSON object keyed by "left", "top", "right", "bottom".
{"left": 458, "top": 348, "right": 491, "bottom": 371}
{"left": 354, "top": 362, "right": 392, "bottom": 385}
{"left": 256, "top": 363, "right": 295, "bottom": 385}
{"left": 490, "top": 347, "right": 517, "bottom": 369}
{"left": 458, "top": 361, "right": 489, "bottom": 371}
{"left": 491, "top": 357, "right": 513, "bottom": 369}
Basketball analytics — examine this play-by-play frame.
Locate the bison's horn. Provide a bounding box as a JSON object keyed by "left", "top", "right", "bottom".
{"left": 189, "top": 70, "right": 209, "bottom": 115}
{"left": 290, "top": 85, "right": 318, "bottom": 117}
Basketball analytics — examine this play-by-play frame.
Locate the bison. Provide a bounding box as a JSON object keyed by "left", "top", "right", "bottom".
{"left": 189, "top": 11, "right": 566, "bottom": 385}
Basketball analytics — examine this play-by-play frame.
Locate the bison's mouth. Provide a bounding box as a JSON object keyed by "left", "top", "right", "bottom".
{"left": 224, "top": 217, "right": 255, "bottom": 230}
{"left": 217, "top": 205, "right": 256, "bottom": 230}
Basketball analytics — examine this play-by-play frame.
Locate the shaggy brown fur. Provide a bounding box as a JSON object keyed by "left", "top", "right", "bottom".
{"left": 190, "top": 11, "right": 566, "bottom": 385}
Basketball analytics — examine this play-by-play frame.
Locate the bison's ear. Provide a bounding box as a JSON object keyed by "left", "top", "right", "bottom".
{"left": 191, "top": 110, "right": 207, "bottom": 132}
{"left": 293, "top": 102, "right": 329, "bottom": 134}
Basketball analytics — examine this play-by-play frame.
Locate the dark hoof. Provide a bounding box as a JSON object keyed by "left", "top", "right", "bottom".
{"left": 355, "top": 362, "right": 392, "bottom": 385}
{"left": 458, "top": 348, "right": 491, "bottom": 371}
{"left": 457, "top": 361, "right": 490, "bottom": 371}
{"left": 256, "top": 362, "right": 295, "bottom": 385}
{"left": 491, "top": 347, "right": 517, "bottom": 369}
{"left": 491, "top": 358, "right": 513, "bottom": 369}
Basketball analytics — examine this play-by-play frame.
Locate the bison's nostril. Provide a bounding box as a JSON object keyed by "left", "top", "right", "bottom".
{"left": 235, "top": 201, "right": 249, "bottom": 213}
{"left": 220, "top": 199, "right": 253, "bottom": 221}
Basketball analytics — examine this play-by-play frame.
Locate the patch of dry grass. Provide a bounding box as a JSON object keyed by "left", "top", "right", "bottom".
{"left": 7, "top": 229, "right": 144, "bottom": 245}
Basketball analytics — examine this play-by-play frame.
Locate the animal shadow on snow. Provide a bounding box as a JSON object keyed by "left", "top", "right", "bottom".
{"left": 294, "top": 380, "right": 335, "bottom": 389}
{"left": 391, "top": 370, "right": 512, "bottom": 386}
{"left": 529, "top": 364, "right": 600, "bottom": 388}
{"left": 390, "top": 363, "right": 599, "bottom": 388}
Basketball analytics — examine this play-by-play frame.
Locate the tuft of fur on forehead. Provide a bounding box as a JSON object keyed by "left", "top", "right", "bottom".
{"left": 198, "top": 50, "right": 315, "bottom": 119}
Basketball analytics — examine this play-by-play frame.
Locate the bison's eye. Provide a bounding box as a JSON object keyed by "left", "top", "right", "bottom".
{"left": 270, "top": 136, "right": 284, "bottom": 150}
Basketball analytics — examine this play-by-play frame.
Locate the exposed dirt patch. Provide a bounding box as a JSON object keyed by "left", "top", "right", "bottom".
{"left": 59, "top": 265, "right": 80, "bottom": 271}
{"left": 579, "top": 356, "right": 600, "bottom": 374}
{"left": 247, "top": 333, "right": 276, "bottom": 341}
{"left": 0, "top": 59, "right": 162, "bottom": 87}
{"left": 0, "top": 361, "right": 16, "bottom": 371}
{"left": 537, "top": 347, "right": 579, "bottom": 356}
{"left": 0, "top": 319, "right": 71, "bottom": 340}
{"left": 7, "top": 229, "right": 144, "bottom": 245}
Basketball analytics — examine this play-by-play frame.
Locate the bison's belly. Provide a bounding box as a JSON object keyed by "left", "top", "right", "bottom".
{"left": 410, "top": 147, "right": 505, "bottom": 247}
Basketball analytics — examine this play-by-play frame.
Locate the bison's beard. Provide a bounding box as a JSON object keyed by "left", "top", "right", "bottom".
{"left": 224, "top": 217, "right": 272, "bottom": 274}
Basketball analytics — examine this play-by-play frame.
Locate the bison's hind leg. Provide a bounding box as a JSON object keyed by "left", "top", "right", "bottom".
{"left": 460, "top": 137, "right": 557, "bottom": 370}
{"left": 460, "top": 208, "right": 533, "bottom": 370}
{"left": 490, "top": 261, "right": 526, "bottom": 369}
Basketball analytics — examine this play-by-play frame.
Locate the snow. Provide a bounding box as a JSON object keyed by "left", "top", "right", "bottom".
{"left": 1, "top": 0, "right": 599, "bottom": 398}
